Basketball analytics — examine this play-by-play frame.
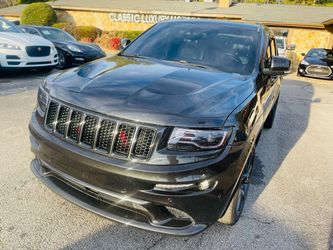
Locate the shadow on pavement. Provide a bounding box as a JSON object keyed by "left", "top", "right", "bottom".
{"left": 250, "top": 78, "right": 314, "bottom": 197}
{"left": 0, "top": 68, "right": 54, "bottom": 79}
{"left": 0, "top": 69, "right": 60, "bottom": 96}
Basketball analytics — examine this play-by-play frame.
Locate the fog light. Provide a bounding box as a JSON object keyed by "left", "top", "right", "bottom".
{"left": 154, "top": 183, "right": 195, "bottom": 191}
{"left": 198, "top": 180, "right": 210, "bottom": 191}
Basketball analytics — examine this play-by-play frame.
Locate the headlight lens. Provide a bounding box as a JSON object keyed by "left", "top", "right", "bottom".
{"left": 37, "top": 86, "right": 49, "bottom": 112}
{"left": 67, "top": 45, "right": 82, "bottom": 52}
{"left": 0, "top": 42, "right": 21, "bottom": 50}
{"left": 301, "top": 60, "right": 310, "bottom": 66}
{"left": 167, "top": 128, "right": 231, "bottom": 151}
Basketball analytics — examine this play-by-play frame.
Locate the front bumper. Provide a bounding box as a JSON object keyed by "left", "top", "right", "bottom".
{"left": 0, "top": 48, "right": 58, "bottom": 68}
{"left": 31, "top": 159, "right": 206, "bottom": 235}
{"left": 71, "top": 55, "right": 105, "bottom": 66}
{"left": 298, "top": 64, "right": 333, "bottom": 80}
{"left": 29, "top": 111, "right": 248, "bottom": 235}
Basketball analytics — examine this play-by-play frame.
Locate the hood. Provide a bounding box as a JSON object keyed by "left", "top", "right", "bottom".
{"left": 304, "top": 56, "right": 333, "bottom": 67}
{"left": 0, "top": 32, "right": 53, "bottom": 47}
{"left": 53, "top": 40, "right": 104, "bottom": 54}
{"left": 47, "top": 56, "right": 255, "bottom": 127}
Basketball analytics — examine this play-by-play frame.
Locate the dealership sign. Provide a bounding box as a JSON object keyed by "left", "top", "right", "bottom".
{"left": 109, "top": 12, "right": 196, "bottom": 24}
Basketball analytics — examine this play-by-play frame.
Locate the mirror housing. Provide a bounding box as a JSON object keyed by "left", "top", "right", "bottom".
{"left": 301, "top": 52, "right": 306, "bottom": 56}
{"left": 264, "top": 56, "right": 291, "bottom": 76}
{"left": 286, "top": 44, "right": 296, "bottom": 50}
{"left": 121, "top": 38, "right": 131, "bottom": 50}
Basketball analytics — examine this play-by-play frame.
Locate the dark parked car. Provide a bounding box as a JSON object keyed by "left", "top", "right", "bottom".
{"left": 298, "top": 48, "right": 333, "bottom": 80}
{"left": 20, "top": 25, "right": 106, "bottom": 69}
{"left": 29, "top": 20, "right": 290, "bottom": 236}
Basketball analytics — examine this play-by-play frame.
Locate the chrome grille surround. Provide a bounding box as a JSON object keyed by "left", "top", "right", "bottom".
{"left": 305, "top": 65, "right": 332, "bottom": 77}
{"left": 44, "top": 99, "right": 158, "bottom": 161}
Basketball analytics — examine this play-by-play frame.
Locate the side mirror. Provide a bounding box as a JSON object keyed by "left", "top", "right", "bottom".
{"left": 121, "top": 38, "right": 131, "bottom": 50}
{"left": 301, "top": 53, "right": 306, "bottom": 56}
{"left": 264, "top": 56, "right": 291, "bottom": 76}
{"left": 286, "top": 44, "right": 296, "bottom": 50}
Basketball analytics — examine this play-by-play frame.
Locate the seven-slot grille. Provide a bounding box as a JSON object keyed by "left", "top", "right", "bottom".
{"left": 45, "top": 100, "right": 156, "bottom": 160}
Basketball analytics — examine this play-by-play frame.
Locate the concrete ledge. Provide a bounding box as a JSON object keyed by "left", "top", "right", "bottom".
{"left": 52, "top": 5, "right": 242, "bottom": 20}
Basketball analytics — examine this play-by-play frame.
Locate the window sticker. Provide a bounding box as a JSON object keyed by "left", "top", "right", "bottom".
{"left": 41, "top": 30, "right": 51, "bottom": 35}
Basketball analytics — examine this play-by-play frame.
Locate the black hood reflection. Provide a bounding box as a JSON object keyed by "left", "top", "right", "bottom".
{"left": 48, "top": 56, "right": 255, "bottom": 127}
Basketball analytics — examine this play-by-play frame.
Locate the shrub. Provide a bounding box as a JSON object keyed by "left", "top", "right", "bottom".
{"left": 93, "top": 31, "right": 143, "bottom": 50}
{"left": 16, "top": 0, "right": 48, "bottom": 4}
{"left": 110, "top": 37, "right": 121, "bottom": 50}
{"left": 115, "top": 30, "right": 143, "bottom": 41}
{"left": 80, "top": 37, "right": 94, "bottom": 43}
{"left": 52, "top": 22, "right": 71, "bottom": 29}
{"left": 73, "top": 26, "right": 102, "bottom": 41}
{"left": 20, "top": 3, "right": 57, "bottom": 26}
{"left": 94, "top": 32, "right": 114, "bottom": 50}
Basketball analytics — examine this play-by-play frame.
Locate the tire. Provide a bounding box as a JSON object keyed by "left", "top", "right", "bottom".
{"left": 264, "top": 96, "right": 279, "bottom": 129}
{"left": 37, "top": 66, "right": 54, "bottom": 73}
{"left": 57, "top": 49, "right": 70, "bottom": 70}
{"left": 219, "top": 151, "right": 254, "bottom": 225}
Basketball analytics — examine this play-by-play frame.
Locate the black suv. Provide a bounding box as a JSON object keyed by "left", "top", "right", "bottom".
{"left": 29, "top": 20, "right": 290, "bottom": 236}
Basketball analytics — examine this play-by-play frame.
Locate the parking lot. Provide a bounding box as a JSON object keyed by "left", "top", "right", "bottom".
{"left": 0, "top": 71, "right": 332, "bottom": 250}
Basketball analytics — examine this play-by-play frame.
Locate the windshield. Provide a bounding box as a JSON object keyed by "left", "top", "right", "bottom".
{"left": 122, "top": 21, "right": 259, "bottom": 75}
{"left": 307, "top": 49, "right": 333, "bottom": 60}
{"left": 0, "top": 19, "right": 22, "bottom": 33}
{"left": 275, "top": 38, "right": 284, "bottom": 49}
{"left": 38, "top": 28, "right": 76, "bottom": 42}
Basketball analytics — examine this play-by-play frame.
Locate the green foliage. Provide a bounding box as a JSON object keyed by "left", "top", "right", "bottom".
{"left": 73, "top": 26, "right": 102, "bottom": 40}
{"left": 16, "top": 0, "right": 48, "bottom": 4}
{"left": 93, "top": 31, "right": 143, "bottom": 50}
{"left": 52, "top": 22, "right": 70, "bottom": 29}
{"left": 114, "top": 30, "right": 143, "bottom": 41}
{"left": 20, "top": 3, "right": 57, "bottom": 26}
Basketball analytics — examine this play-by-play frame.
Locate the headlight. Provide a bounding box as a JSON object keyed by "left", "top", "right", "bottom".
{"left": 0, "top": 42, "right": 21, "bottom": 50}
{"left": 37, "top": 85, "right": 49, "bottom": 112}
{"left": 301, "top": 60, "right": 310, "bottom": 66}
{"left": 67, "top": 45, "right": 82, "bottom": 52}
{"left": 167, "top": 128, "right": 231, "bottom": 151}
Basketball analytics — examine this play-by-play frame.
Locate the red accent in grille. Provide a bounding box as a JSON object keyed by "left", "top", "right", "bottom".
{"left": 119, "top": 129, "right": 127, "bottom": 144}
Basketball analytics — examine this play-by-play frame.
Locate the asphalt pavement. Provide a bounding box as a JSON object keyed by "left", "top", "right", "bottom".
{"left": 0, "top": 71, "right": 332, "bottom": 250}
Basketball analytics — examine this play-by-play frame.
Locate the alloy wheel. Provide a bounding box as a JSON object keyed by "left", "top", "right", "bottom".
{"left": 235, "top": 155, "right": 254, "bottom": 217}
{"left": 57, "top": 51, "right": 65, "bottom": 69}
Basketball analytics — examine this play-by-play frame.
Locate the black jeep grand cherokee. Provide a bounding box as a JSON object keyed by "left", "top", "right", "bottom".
{"left": 29, "top": 20, "right": 290, "bottom": 236}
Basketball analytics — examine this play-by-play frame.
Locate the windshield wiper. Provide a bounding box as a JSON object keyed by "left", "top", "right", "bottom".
{"left": 177, "top": 60, "right": 211, "bottom": 70}
{"left": 120, "top": 53, "right": 145, "bottom": 59}
{"left": 162, "top": 59, "right": 211, "bottom": 69}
